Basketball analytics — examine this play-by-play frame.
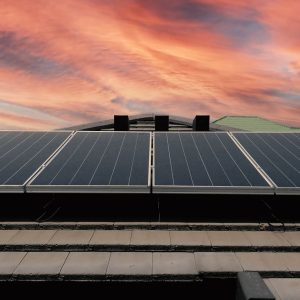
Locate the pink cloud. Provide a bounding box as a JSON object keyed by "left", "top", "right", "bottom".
{"left": 0, "top": 0, "right": 299, "bottom": 129}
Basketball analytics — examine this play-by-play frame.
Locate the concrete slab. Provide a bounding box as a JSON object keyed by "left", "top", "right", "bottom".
{"left": 223, "top": 223, "right": 261, "bottom": 226}
{"left": 130, "top": 230, "right": 170, "bottom": 246}
{"left": 170, "top": 231, "right": 211, "bottom": 246}
{"left": 8, "top": 230, "right": 56, "bottom": 245}
{"left": 265, "top": 278, "right": 300, "bottom": 300}
{"left": 42, "top": 222, "right": 78, "bottom": 227}
{"left": 60, "top": 252, "right": 110, "bottom": 275}
{"left": 281, "top": 232, "right": 300, "bottom": 246}
{"left": 264, "top": 279, "right": 282, "bottom": 300}
{"left": 114, "top": 222, "right": 151, "bottom": 227}
{"left": 236, "top": 253, "right": 288, "bottom": 272}
{"left": 280, "top": 253, "right": 300, "bottom": 272}
{"left": 14, "top": 252, "right": 68, "bottom": 275}
{"left": 153, "top": 253, "right": 197, "bottom": 275}
{"left": 76, "top": 222, "right": 114, "bottom": 230}
{"left": 107, "top": 252, "right": 152, "bottom": 275}
{"left": 0, "top": 230, "right": 19, "bottom": 244}
{"left": 90, "top": 230, "right": 131, "bottom": 245}
{"left": 237, "top": 272, "right": 276, "bottom": 300}
{"left": 244, "top": 231, "right": 290, "bottom": 247}
{"left": 195, "top": 252, "right": 243, "bottom": 273}
{"left": 77, "top": 222, "right": 114, "bottom": 226}
{"left": 208, "top": 231, "right": 251, "bottom": 247}
{"left": 0, "top": 222, "right": 37, "bottom": 226}
{"left": 47, "top": 230, "right": 94, "bottom": 245}
{"left": 0, "top": 252, "right": 26, "bottom": 275}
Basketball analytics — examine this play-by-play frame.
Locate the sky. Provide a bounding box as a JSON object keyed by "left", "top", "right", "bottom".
{"left": 0, "top": 0, "right": 299, "bottom": 130}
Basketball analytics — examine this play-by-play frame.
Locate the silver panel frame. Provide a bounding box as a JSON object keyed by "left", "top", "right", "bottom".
{"left": 26, "top": 131, "right": 152, "bottom": 194}
{"left": 152, "top": 185, "right": 272, "bottom": 194}
{"left": 26, "top": 184, "right": 150, "bottom": 194}
{"left": 275, "top": 187, "right": 300, "bottom": 195}
{"left": 232, "top": 132, "right": 300, "bottom": 195}
{"left": 0, "top": 130, "right": 74, "bottom": 193}
{"left": 152, "top": 132, "right": 274, "bottom": 195}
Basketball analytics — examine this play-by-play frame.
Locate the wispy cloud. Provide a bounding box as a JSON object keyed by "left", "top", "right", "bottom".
{"left": 0, "top": 0, "right": 299, "bottom": 129}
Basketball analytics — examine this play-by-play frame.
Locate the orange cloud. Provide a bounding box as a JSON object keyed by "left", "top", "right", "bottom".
{"left": 0, "top": 0, "right": 299, "bottom": 129}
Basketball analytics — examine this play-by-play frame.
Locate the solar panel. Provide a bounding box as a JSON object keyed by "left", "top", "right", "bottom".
{"left": 27, "top": 132, "right": 151, "bottom": 193}
{"left": 0, "top": 131, "right": 72, "bottom": 192}
{"left": 233, "top": 133, "right": 300, "bottom": 195}
{"left": 153, "top": 132, "right": 272, "bottom": 194}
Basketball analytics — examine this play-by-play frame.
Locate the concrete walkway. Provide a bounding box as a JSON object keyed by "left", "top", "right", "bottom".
{"left": 0, "top": 251, "right": 300, "bottom": 280}
{"left": 0, "top": 229, "right": 299, "bottom": 252}
{"left": 265, "top": 278, "right": 300, "bottom": 300}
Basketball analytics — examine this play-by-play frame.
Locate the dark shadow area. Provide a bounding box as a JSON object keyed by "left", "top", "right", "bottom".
{"left": 0, "top": 279, "right": 236, "bottom": 299}
{"left": 0, "top": 193, "right": 299, "bottom": 223}
{"left": 157, "top": 194, "right": 300, "bottom": 223}
{"left": 0, "top": 194, "right": 157, "bottom": 222}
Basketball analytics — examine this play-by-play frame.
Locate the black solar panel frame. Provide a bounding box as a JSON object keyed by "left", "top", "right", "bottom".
{"left": 152, "top": 132, "right": 273, "bottom": 194}
{"left": 0, "top": 130, "right": 73, "bottom": 193}
{"left": 232, "top": 132, "right": 300, "bottom": 195}
{"left": 27, "top": 131, "right": 151, "bottom": 193}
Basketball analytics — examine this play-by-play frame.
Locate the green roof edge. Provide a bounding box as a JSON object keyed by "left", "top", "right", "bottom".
{"left": 213, "top": 116, "right": 300, "bottom": 131}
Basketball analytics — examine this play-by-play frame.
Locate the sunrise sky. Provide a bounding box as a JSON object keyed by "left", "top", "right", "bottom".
{"left": 0, "top": 0, "right": 299, "bottom": 129}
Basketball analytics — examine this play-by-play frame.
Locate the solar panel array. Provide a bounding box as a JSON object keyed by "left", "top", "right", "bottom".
{"left": 28, "top": 132, "right": 151, "bottom": 193}
{"left": 233, "top": 133, "right": 300, "bottom": 194}
{"left": 0, "top": 131, "right": 71, "bottom": 192}
{"left": 0, "top": 130, "right": 298, "bottom": 195}
{"left": 153, "top": 132, "right": 271, "bottom": 194}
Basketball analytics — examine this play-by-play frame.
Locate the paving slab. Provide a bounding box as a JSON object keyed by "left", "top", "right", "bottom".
{"left": 0, "top": 230, "right": 19, "bottom": 244}
{"left": 47, "top": 230, "right": 94, "bottom": 245}
{"left": 223, "top": 223, "right": 261, "bottom": 226}
{"left": 170, "top": 231, "right": 211, "bottom": 246}
{"left": 0, "top": 222, "right": 37, "bottom": 226}
{"left": 42, "top": 222, "right": 78, "bottom": 227}
{"left": 153, "top": 253, "right": 197, "bottom": 275}
{"left": 264, "top": 279, "right": 281, "bottom": 299}
{"left": 280, "top": 253, "right": 300, "bottom": 272}
{"left": 60, "top": 252, "right": 110, "bottom": 275}
{"left": 194, "top": 252, "right": 243, "bottom": 273}
{"left": 208, "top": 231, "right": 251, "bottom": 247}
{"left": 244, "top": 231, "right": 290, "bottom": 247}
{"left": 90, "top": 230, "right": 131, "bottom": 245}
{"left": 130, "top": 230, "right": 170, "bottom": 246}
{"left": 13, "top": 252, "right": 68, "bottom": 275}
{"left": 76, "top": 222, "right": 114, "bottom": 230}
{"left": 265, "top": 278, "right": 300, "bottom": 300}
{"left": 107, "top": 252, "right": 152, "bottom": 275}
{"left": 8, "top": 230, "right": 56, "bottom": 245}
{"left": 77, "top": 222, "right": 114, "bottom": 226}
{"left": 236, "top": 253, "right": 288, "bottom": 272}
{"left": 280, "top": 232, "right": 300, "bottom": 246}
{"left": 0, "top": 252, "right": 26, "bottom": 275}
{"left": 114, "top": 222, "right": 151, "bottom": 227}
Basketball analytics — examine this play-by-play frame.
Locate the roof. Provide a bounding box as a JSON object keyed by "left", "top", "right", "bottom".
{"left": 63, "top": 113, "right": 300, "bottom": 133}
{"left": 213, "top": 116, "right": 300, "bottom": 132}
{"left": 1, "top": 115, "right": 300, "bottom": 294}
{"left": 62, "top": 113, "right": 228, "bottom": 131}
{"left": 62, "top": 113, "right": 197, "bottom": 131}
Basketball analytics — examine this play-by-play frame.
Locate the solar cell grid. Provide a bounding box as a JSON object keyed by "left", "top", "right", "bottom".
{"left": 233, "top": 133, "right": 300, "bottom": 194}
{"left": 153, "top": 132, "right": 271, "bottom": 194}
{"left": 0, "top": 131, "right": 71, "bottom": 192}
{"left": 28, "top": 131, "right": 151, "bottom": 193}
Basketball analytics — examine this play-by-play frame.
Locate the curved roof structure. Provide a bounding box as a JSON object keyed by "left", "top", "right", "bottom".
{"left": 62, "top": 113, "right": 233, "bottom": 131}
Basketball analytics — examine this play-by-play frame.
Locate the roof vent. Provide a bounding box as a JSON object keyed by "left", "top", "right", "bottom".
{"left": 114, "top": 115, "right": 129, "bottom": 131}
{"left": 193, "top": 115, "right": 210, "bottom": 131}
{"left": 155, "top": 115, "right": 169, "bottom": 131}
